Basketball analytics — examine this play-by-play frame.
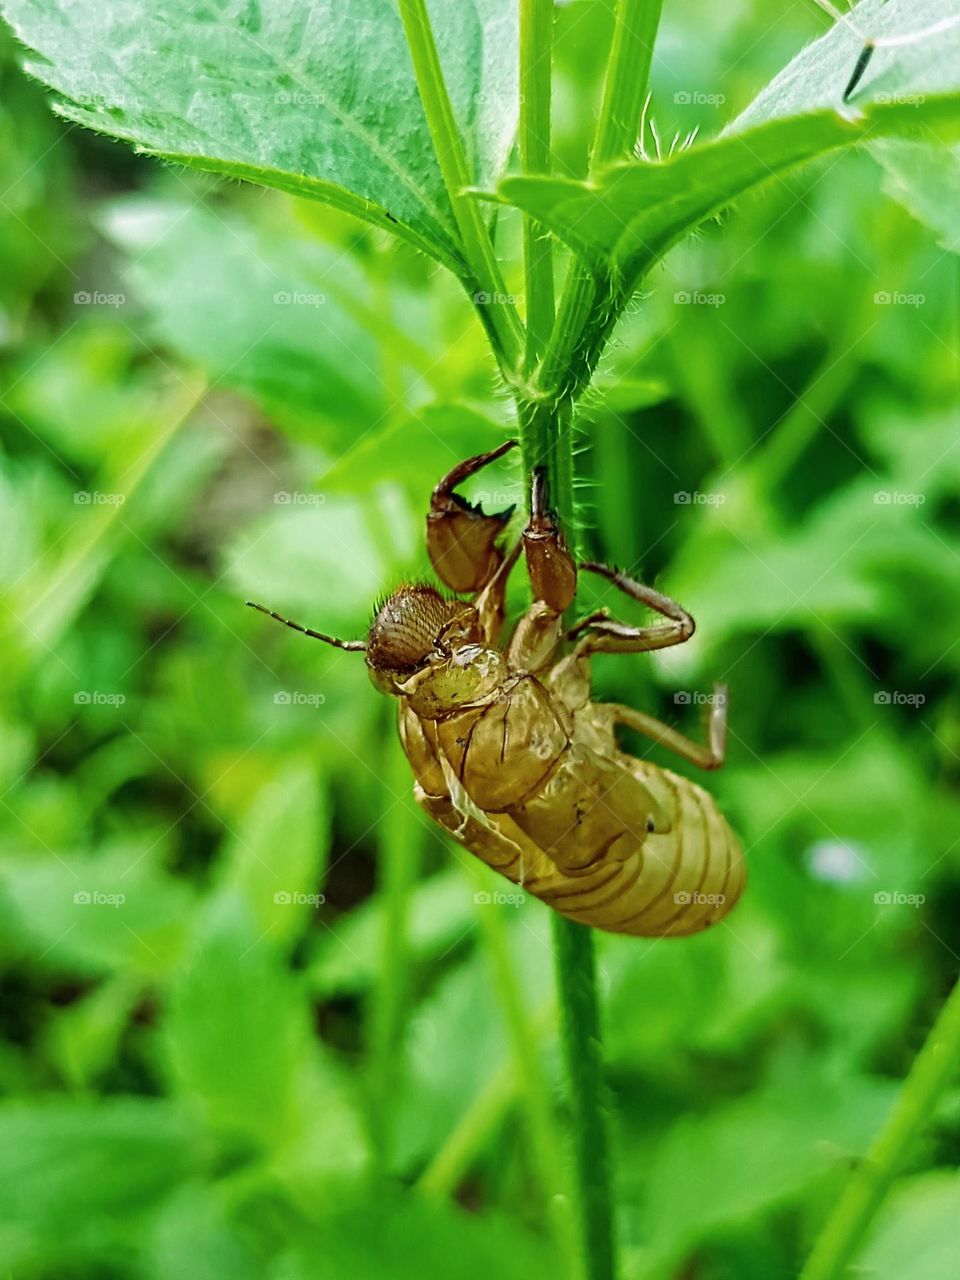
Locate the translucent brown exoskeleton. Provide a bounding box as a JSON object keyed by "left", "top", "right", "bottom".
{"left": 248, "top": 441, "right": 745, "bottom": 937}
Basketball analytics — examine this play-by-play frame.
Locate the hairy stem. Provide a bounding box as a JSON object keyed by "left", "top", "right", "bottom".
{"left": 511, "top": 15, "right": 672, "bottom": 1271}
{"left": 592, "top": 0, "right": 663, "bottom": 165}
{"left": 800, "top": 975, "right": 960, "bottom": 1280}
{"left": 551, "top": 914, "right": 617, "bottom": 1280}
{"left": 518, "top": 388, "right": 614, "bottom": 1277}
{"left": 520, "top": 0, "right": 556, "bottom": 370}
{"left": 537, "top": 0, "right": 664, "bottom": 405}
{"left": 398, "top": 0, "right": 523, "bottom": 369}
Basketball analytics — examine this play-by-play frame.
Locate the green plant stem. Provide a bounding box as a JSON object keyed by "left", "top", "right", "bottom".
{"left": 518, "top": 384, "right": 615, "bottom": 1277}
{"left": 520, "top": 0, "right": 555, "bottom": 370}
{"left": 551, "top": 915, "right": 616, "bottom": 1280}
{"left": 517, "top": 396, "right": 576, "bottom": 542}
{"left": 398, "top": 0, "right": 523, "bottom": 369}
{"left": 799, "top": 974, "right": 960, "bottom": 1280}
{"left": 592, "top": 0, "right": 663, "bottom": 165}
{"left": 516, "top": 11, "right": 663, "bottom": 1275}
{"left": 536, "top": 0, "right": 663, "bottom": 405}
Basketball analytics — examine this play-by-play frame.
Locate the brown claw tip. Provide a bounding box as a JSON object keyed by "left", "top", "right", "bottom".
{"left": 427, "top": 442, "right": 520, "bottom": 593}
{"left": 530, "top": 466, "right": 549, "bottom": 519}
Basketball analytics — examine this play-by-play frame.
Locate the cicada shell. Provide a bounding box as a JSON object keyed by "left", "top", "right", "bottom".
{"left": 249, "top": 441, "right": 745, "bottom": 938}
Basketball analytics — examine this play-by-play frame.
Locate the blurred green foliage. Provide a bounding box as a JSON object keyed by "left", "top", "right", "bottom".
{"left": 1, "top": 4, "right": 959, "bottom": 1278}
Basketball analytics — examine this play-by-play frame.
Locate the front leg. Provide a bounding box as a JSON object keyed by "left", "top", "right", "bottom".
{"left": 426, "top": 439, "right": 518, "bottom": 595}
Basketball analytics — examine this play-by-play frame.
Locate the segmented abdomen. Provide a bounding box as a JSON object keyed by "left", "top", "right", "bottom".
{"left": 417, "top": 755, "right": 744, "bottom": 939}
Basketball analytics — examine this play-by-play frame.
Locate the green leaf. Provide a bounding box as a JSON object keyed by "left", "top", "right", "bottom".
{"left": 283, "top": 1193, "right": 554, "bottom": 1279}
{"left": 224, "top": 488, "right": 416, "bottom": 633}
{"left": 42, "top": 973, "right": 144, "bottom": 1089}
{"left": 1, "top": 840, "right": 195, "bottom": 979}
{"left": 0, "top": 1097, "right": 199, "bottom": 1270}
{"left": 2, "top": 0, "right": 519, "bottom": 276}
{"left": 856, "top": 1170, "right": 960, "bottom": 1280}
{"left": 873, "top": 139, "right": 960, "bottom": 252}
{"left": 667, "top": 472, "right": 960, "bottom": 646}
{"left": 216, "top": 762, "right": 328, "bottom": 949}
{"left": 308, "top": 867, "right": 475, "bottom": 998}
{"left": 638, "top": 1073, "right": 897, "bottom": 1272}
{"left": 163, "top": 894, "right": 312, "bottom": 1145}
{"left": 148, "top": 1184, "right": 262, "bottom": 1280}
{"left": 102, "top": 197, "right": 385, "bottom": 439}
{"left": 490, "top": 0, "right": 960, "bottom": 288}
{"left": 320, "top": 403, "right": 514, "bottom": 495}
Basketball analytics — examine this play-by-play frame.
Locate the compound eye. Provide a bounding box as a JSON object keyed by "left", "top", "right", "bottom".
{"left": 645, "top": 815, "right": 657, "bottom": 834}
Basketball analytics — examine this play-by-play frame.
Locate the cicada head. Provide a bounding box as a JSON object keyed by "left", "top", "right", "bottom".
{"left": 365, "top": 584, "right": 506, "bottom": 715}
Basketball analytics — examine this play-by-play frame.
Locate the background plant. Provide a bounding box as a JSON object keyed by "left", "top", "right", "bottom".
{"left": 1, "top": 1, "right": 959, "bottom": 1277}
